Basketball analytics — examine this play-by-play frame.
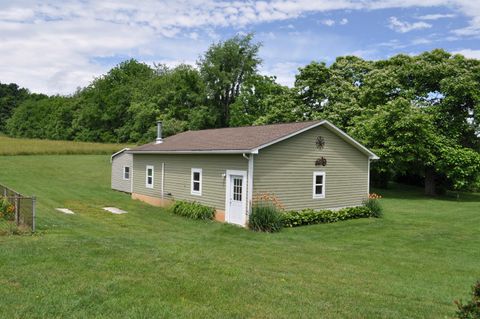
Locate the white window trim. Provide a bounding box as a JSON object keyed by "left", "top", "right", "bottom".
{"left": 146, "top": 165, "right": 154, "bottom": 189}
{"left": 191, "top": 168, "right": 202, "bottom": 196}
{"left": 123, "top": 166, "right": 130, "bottom": 180}
{"left": 313, "top": 172, "right": 326, "bottom": 199}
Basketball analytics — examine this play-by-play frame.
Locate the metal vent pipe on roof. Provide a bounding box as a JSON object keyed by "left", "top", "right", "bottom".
{"left": 155, "top": 121, "right": 163, "bottom": 144}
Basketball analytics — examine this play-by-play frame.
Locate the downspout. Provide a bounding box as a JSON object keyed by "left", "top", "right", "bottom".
{"left": 161, "top": 162, "right": 165, "bottom": 199}
{"left": 130, "top": 154, "right": 134, "bottom": 193}
{"left": 367, "top": 157, "right": 371, "bottom": 195}
{"left": 243, "top": 153, "right": 254, "bottom": 218}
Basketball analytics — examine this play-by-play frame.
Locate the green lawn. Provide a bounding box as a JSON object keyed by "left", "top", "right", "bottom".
{"left": 0, "top": 155, "right": 479, "bottom": 318}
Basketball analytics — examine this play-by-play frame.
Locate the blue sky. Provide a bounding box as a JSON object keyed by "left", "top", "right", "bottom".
{"left": 1, "top": 0, "right": 479, "bottom": 95}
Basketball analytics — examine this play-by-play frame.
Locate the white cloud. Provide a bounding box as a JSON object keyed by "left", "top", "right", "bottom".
{"left": 388, "top": 16, "right": 432, "bottom": 33}
{"left": 320, "top": 18, "right": 349, "bottom": 27}
{"left": 410, "top": 37, "right": 432, "bottom": 45}
{"left": 321, "top": 19, "right": 335, "bottom": 26}
{"left": 417, "top": 13, "right": 455, "bottom": 20}
{"left": 0, "top": 0, "right": 479, "bottom": 94}
{"left": 260, "top": 62, "right": 302, "bottom": 87}
{"left": 348, "top": 49, "right": 378, "bottom": 59}
{"left": 452, "top": 49, "right": 480, "bottom": 59}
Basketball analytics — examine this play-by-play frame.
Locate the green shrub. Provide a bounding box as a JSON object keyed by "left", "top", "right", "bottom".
{"left": 171, "top": 200, "right": 215, "bottom": 220}
{"left": 282, "top": 206, "right": 373, "bottom": 228}
{"left": 363, "top": 198, "right": 383, "bottom": 217}
{"left": 454, "top": 280, "right": 480, "bottom": 319}
{"left": 249, "top": 201, "right": 283, "bottom": 232}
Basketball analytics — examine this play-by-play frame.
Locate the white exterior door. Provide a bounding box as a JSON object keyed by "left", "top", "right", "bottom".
{"left": 226, "top": 170, "right": 247, "bottom": 226}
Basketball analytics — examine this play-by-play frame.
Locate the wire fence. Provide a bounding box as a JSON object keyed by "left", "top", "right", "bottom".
{"left": 0, "top": 183, "right": 36, "bottom": 233}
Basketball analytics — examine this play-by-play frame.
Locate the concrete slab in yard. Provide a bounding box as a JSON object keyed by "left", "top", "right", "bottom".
{"left": 103, "top": 207, "right": 127, "bottom": 214}
{"left": 56, "top": 208, "right": 75, "bottom": 215}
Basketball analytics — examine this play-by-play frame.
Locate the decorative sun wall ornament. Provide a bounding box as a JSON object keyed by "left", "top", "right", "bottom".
{"left": 315, "top": 157, "right": 327, "bottom": 166}
{"left": 315, "top": 136, "right": 325, "bottom": 150}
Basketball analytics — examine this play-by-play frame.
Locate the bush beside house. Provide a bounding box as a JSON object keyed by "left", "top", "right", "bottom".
{"left": 171, "top": 200, "right": 215, "bottom": 220}
{"left": 171, "top": 195, "right": 382, "bottom": 231}
{"left": 281, "top": 206, "right": 375, "bottom": 228}
{"left": 249, "top": 201, "right": 283, "bottom": 233}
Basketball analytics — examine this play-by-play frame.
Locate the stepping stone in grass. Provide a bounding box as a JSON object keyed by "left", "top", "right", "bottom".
{"left": 103, "top": 207, "right": 127, "bottom": 214}
{"left": 56, "top": 208, "right": 75, "bottom": 215}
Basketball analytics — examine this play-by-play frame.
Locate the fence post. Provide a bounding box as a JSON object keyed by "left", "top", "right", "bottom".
{"left": 14, "top": 194, "right": 19, "bottom": 226}
{"left": 32, "top": 196, "right": 36, "bottom": 232}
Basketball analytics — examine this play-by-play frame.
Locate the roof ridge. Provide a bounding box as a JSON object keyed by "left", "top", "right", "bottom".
{"left": 175, "top": 120, "right": 323, "bottom": 134}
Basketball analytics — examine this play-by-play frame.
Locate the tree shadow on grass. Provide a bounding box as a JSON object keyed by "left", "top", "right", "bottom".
{"left": 372, "top": 183, "right": 480, "bottom": 203}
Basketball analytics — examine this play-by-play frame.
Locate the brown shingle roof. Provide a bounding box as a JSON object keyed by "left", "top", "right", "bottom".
{"left": 129, "top": 120, "right": 322, "bottom": 153}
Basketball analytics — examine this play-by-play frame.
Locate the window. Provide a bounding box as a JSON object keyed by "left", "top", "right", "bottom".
{"left": 146, "top": 165, "right": 154, "bottom": 188}
{"left": 123, "top": 166, "right": 130, "bottom": 180}
{"left": 191, "top": 168, "right": 202, "bottom": 196}
{"left": 232, "top": 177, "right": 242, "bottom": 201}
{"left": 313, "top": 172, "right": 325, "bottom": 199}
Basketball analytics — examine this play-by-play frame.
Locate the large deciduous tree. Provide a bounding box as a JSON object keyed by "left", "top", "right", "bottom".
{"left": 72, "top": 59, "right": 155, "bottom": 142}
{"left": 198, "top": 34, "right": 261, "bottom": 127}
{"left": 0, "top": 82, "right": 29, "bottom": 132}
{"left": 293, "top": 49, "right": 480, "bottom": 194}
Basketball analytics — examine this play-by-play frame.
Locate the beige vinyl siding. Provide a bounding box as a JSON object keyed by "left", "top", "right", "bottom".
{"left": 111, "top": 152, "right": 133, "bottom": 193}
{"left": 253, "top": 125, "right": 369, "bottom": 211}
{"left": 133, "top": 154, "right": 247, "bottom": 209}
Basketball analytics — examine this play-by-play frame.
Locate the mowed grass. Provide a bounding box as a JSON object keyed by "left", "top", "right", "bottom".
{"left": 0, "top": 135, "right": 130, "bottom": 155}
{"left": 0, "top": 155, "right": 479, "bottom": 318}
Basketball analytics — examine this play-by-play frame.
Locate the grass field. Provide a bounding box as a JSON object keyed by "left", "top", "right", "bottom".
{"left": 0, "top": 155, "right": 479, "bottom": 318}
{"left": 0, "top": 135, "right": 130, "bottom": 155}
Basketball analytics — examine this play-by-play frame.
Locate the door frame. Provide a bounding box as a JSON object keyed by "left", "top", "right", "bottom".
{"left": 225, "top": 169, "right": 247, "bottom": 226}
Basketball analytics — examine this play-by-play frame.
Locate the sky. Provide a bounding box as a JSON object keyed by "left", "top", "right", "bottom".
{"left": 1, "top": 0, "right": 480, "bottom": 95}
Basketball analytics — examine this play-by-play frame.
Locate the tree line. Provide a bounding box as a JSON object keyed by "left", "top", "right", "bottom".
{"left": 1, "top": 34, "right": 479, "bottom": 194}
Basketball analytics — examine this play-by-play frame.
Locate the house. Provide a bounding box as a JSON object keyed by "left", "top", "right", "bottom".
{"left": 111, "top": 148, "right": 132, "bottom": 193}
{"left": 111, "top": 120, "right": 378, "bottom": 226}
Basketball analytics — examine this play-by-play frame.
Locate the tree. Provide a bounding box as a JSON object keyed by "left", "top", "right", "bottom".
{"left": 0, "top": 82, "right": 30, "bottom": 132}
{"left": 254, "top": 87, "right": 306, "bottom": 125}
{"left": 6, "top": 95, "right": 74, "bottom": 140}
{"left": 72, "top": 59, "right": 155, "bottom": 142}
{"left": 117, "top": 64, "right": 209, "bottom": 143}
{"left": 295, "top": 56, "right": 373, "bottom": 129}
{"left": 198, "top": 34, "right": 261, "bottom": 127}
{"left": 351, "top": 98, "right": 439, "bottom": 191}
{"left": 229, "top": 75, "right": 287, "bottom": 127}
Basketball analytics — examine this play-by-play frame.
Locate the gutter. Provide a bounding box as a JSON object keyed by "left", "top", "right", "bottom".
{"left": 243, "top": 153, "right": 254, "bottom": 218}
{"left": 127, "top": 149, "right": 256, "bottom": 155}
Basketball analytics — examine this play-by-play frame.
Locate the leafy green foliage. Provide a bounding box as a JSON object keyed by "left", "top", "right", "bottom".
{"left": 72, "top": 59, "right": 155, "bottom": 142}
{"left": 351, "top": 98, "right": 439, "bottom": 184}
{"left": 0, "top": 82, "right": 30, "bottom": 132}
{"left": 171, "top": 200, "right": 215, "bottom": 220}
{"left": 229, "top": 75, "right": 288, "bottom": 127}
{"left": 362, "top": 198, "right": 383, "bottom": 218}
{"left": 454, "top": 281, "right": 480, "bottom": 319}
{"left": 282, "top": 206, "right": 375, "bottom": 228}
{"left": 198, "top": 33, "right": 261, "bottom": 127}
{"left": 6, "top": 95, "right": 76, "bottom": 140}
{"left": 248, "top": 201, "right": 283, "bottom": 232}
{"left": 438, "top": 146, "right": 480, "bottom": 191}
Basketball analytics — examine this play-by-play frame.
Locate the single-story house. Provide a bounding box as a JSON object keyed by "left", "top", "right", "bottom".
{"left": 111, "top": 120, "right": 378, "bottom": 226}
{"left": 111, "top": 148, "right": 132, "bottom": 193}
